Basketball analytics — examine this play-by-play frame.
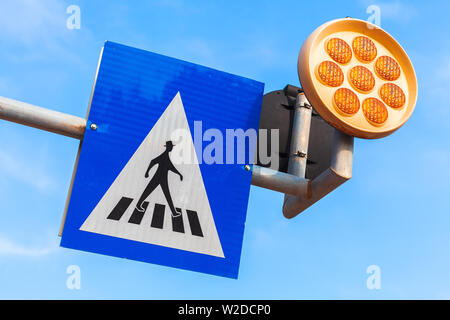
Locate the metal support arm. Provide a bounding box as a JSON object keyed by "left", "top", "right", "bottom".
{"left": 283, "top": 129, "right": 353, "bottom": 218}
{"left": 0, "top": 95, "right": 313, "bottom": 200}
{"left": 250, "top": 165, "right": 311, "bottom": 198}
{"left": 0, "top": 93, "right": 353, "bottom": 219}
{"left": 0, "top": 96, "right": 86, "bottom": 140}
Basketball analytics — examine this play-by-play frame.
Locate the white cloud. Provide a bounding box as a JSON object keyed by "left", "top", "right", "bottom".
{"left": 0, "top": 77, "right": 21, "bottom": 96}
{"left": 0, "top": 78, "right": 8, "bottom": 92}
{"left": 175, "top": 38, "right": 217, "bottom": 67}
{"left": 0, "top": 0, "right": 91, "bottom": 65}
{"left": 0, "top": 149, "right": 57, "bottom": 193}
{"left": 155, "top": 0, "right": 185, "bottom": 10}
{"left": 378, "top": 2, "right": 417, "bottom": 23}
{"left": 0, "top": 0, "right": 65, "bottom": 44}
{"left": 0, "top": 235, "right": 57, "bottom": 257}
{"left": 360, "top": 1, "right": 418, "bottom": 24}
{"left": 432, "top": 57, "right": 450, "bottom": 92}
{"left": 415, "top": 51, "right": 450, "bottom": 118}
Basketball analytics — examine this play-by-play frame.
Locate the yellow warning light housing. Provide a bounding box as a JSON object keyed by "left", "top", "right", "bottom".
{"left": 298, "top": 18, "right": 417, "bottom": 139}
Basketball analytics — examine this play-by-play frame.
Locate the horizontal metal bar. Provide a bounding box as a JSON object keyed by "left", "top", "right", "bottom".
{"left": 251, "top": 165, "right": 311, "bottom": 198}
{"left": 283, "top": 129, "right": 354, "bottom": 218}
{"left": 0, "top": 96, "right": 86, "bottom": 139}
{"left": 2, "top": 95, "right": 351, "bottom": 218}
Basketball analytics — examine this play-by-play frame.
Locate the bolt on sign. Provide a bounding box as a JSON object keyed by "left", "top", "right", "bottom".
{"left": 298, "top": 18, "right": 417, "bottom": 139}
{"left": 60, "top": 41, "right": 264, "bottom": 278}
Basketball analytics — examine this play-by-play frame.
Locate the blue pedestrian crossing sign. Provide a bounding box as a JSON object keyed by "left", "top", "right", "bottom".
{"left": 60, "top": 41, "right": 264, "bottom": 278}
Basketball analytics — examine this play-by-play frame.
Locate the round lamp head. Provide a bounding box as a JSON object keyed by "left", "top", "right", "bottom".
{"left": 298, "top": 18, "right": 417, "bottom": 139}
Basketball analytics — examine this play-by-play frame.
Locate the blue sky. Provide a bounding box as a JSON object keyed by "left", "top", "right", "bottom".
{"left": 0, "top": 0, "right": 449, "bottom": 299}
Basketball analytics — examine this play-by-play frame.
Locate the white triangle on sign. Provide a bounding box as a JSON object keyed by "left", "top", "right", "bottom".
{"left": 80, "top": 92, "right": 225, "bottom": 258}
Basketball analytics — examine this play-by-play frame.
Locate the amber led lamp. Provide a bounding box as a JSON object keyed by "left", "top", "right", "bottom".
{"left": 362, "top": 98, "right": 388, "bottom": 125}
{"left": 375, "top": 56, "right": 401, "bottom": 81}
{"left": 352, "top": 36, "right": 377, "bottom": 62}
{"left": 349, "top": 65, "right": 375, "bottom": 92}
{"left": 334, "top": 88, "right": 360, "bottom": 115}
{"left": 379, "top": 83, "right": 405, "bottom": 108}
{"left": 326, "top": 38, "right": 352, "bottom": 64}
{"left": 316, "top": 61, "right": 344, "bottom": 87}
{"left": 298, "top": 18, "right": 418, "bottom": 139}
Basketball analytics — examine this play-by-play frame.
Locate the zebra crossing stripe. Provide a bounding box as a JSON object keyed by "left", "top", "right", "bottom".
{"left": 106, "top": 197, "right": 133, "bottom": 221}
{"left": 151, "top": 203, "right": 165, "bottom": 229}
{"left": 128, "top": 201, "right": 149, "bottom": 225}
{"left": 105, "top": 197, "right": 204, "bottom": 237}
{"left": 172, "top": 208, "right": 184, "bottom": 233}
{"left": 186, "top": 210, "right": 203, "bottom": 237}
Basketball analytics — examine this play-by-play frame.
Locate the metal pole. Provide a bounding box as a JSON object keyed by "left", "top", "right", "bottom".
{"left": 0, "top": 96, "right": 86, "bottom": 139}
{"left": 250, "top": 165, "right": 310, "bottom": 198}
{"left": 283, "top": 92, "right": 312, "bottom": 195}
{"left": 0, "top": 94, "right": 353, "bottom": 220}
{"left": 283, "top": 129, "right": 353, "bottom": 218}
{"left": 1, "top": 95, "right": 313, "bottom": 200}
{"left": 248, "top": 93, "right": 313, "bottom": 199}
{"left": 287, "top": 92, "right": 312, "bottom": 176}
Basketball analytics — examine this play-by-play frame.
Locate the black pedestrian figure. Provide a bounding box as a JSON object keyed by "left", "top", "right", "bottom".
{"left": 135, "top": 141, "right": 183, "bottom": 217}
